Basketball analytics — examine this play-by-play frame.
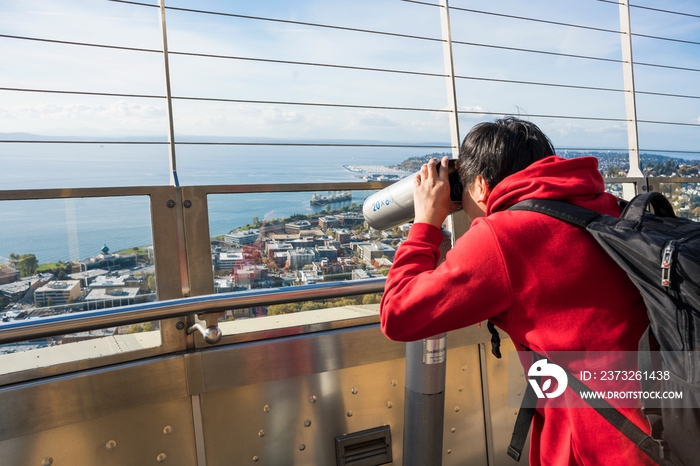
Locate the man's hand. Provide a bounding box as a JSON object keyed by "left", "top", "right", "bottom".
{"left": 413, "top": 156, "right": 460, "bottom": 228}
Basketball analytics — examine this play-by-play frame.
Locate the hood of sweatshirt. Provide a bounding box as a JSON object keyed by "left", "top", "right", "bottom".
{"left": 486, "top": 155, "right": 621, "bottom": 216}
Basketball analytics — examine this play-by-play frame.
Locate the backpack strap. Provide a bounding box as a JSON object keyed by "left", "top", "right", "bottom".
{"left": 507, "top": 381, "right": 538, "bottom": 461}
{"left": 508, "top": 199, "right": 603, "bottom": 228}
{"left": 507, "top": 349, "right": 666, "bottom": 465}
{"left": 621, "top": 192, "right": 675, "bottom": 220}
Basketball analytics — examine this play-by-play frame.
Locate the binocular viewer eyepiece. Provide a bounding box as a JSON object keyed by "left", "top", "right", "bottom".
{"left": 362, "top": 159, "right": 463, "bottom": 231}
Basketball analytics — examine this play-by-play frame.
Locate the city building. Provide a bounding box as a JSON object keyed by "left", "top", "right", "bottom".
{"left": 318, "top": 216, "right": 340, "bottom": 229}
{"left": 315, "top": 246, "right": 338, "bottom": 262}
{"left": 265, "top": 242, "right": 293, "bottom": 259}
{"left": 68, "top": 269, "right": 109, "bottom": 288}
{"left": 0, "top": 266, "right": 19, "bottom": 285}
{"left": 215, "top": 251, "right": 244, "bottom": 271}
{"left": 225, "top": 229, "right": 261, "bottom": 247}
{"left": 336, "top": 212, "right": 365, "bottom": 227}
{"left": 80, "top": 245, "right": 137, "bottom": 272}
{"left": 359, "top": 243, "right": 396, "bottom": 264}
{"left": 285, "top": 220, "right": 312, "bottom": 235}
{"left": 83, "top": 287, "right": 141, "bottom": 310}
{"left": 34, "top": 280, "right": 82, "bottom": 307}
{"left": 233, "top": 265, "right": 268, "bottom": 289}
{"left": 214, "top": 278, "right": 233, "bottom": 293}
{"left": 286, "top": 249, "right": 316, "bottom": 270}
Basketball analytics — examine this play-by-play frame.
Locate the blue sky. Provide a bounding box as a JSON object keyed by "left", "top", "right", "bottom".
{"left": 0, "top": 0, "right": 698, "bottom": 154}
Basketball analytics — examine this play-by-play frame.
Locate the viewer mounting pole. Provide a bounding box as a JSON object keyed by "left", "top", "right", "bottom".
{"left": 402, "top": 231, "right": 451, "bottom": 466}
{"left": 618, "top": 0, "right": 645, "bottom": 198}
{"left": 158, "top": 0, "right": 179, "bottom": 188}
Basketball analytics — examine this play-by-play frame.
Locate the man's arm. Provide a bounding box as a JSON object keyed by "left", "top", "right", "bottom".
{"left": 379, "top": 218, "right": 511, "bottom": 341}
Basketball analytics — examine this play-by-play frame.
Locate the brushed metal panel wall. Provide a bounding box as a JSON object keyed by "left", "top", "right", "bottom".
{"left": 0, "top": 356, "right": 197, "bottom": 466}
{"left": 0, "top": 397, "right": 197, "bottom": 466}
{"left": 0, "top": 323, "right": 521, "bottom": 465}
{"left": 197, "top": 325, "right": 493, "bottom": 465}
{"left": 484, "top": 338, "right": 530, "bottom": 466}
{"left": 442, "top": 344, "right": 488, "bottom": 465}
{"left": 200, "top": 358, "right": 408, "bottom": 465}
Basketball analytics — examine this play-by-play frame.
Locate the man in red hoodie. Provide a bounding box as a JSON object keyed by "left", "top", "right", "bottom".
{"left": 380, "top": 117, "right": 655, "bottom": 465}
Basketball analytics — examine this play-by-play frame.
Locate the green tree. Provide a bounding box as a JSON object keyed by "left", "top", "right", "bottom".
{"left": 17, "top": 254, "right": 38, "bottom": 277}
{"left": 362, "top": 294, "right": 381, "bottom": 305}
{"left": 8, "top": 253, "right": 20, "bottom": 268}
{"left": 252, "top": 216, "right": 260, "bottom": 225}
{"left": 146, "top": 274, "right": 157, "bottom": 291}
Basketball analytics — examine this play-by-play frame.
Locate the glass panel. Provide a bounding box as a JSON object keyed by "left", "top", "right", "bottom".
{"left": 0, "top": 196, "right": 161, "bottom": 373}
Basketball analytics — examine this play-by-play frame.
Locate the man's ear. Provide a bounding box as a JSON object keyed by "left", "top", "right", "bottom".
{"left": 473, "top": 175, "right": 491, "bottom": 204}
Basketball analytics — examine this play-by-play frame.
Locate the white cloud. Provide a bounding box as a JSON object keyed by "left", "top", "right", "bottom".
{"left": 346, "top": 111, "right": 400, "bottom": 128}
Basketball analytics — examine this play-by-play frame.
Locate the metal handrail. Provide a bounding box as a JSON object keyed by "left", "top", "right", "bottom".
{"left": 0, "top": 277, "right": 386, "bottom": 345}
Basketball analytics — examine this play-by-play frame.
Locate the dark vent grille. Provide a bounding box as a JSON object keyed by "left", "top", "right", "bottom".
{"left": 335, "top": 425, "right": 392, "bottom": 466}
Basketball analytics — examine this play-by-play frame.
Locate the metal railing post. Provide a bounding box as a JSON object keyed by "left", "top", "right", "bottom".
{"left": 618, "top": 0, "right": 644, "bottom": 200}
{"left": 439, "top": 0, "right": 460, "bottom": 158}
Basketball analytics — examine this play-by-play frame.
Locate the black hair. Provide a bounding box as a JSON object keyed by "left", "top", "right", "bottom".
{"left": 457, "top": 116, "right": 555, "bottom": 189}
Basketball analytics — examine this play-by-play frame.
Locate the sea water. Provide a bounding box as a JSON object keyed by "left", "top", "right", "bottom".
{"left": 0, "top": 142, "right": 437, "bottom": 264}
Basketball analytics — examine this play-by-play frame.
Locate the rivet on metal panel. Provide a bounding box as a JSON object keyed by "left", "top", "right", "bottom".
{"left": 304, "top": 419, "right": 312, "bottom": 427}
{"left": 106, "top": 440, "right": 117, "bottom": 450}
{"left": 263, "top": 404, "right": 271, "bottom": 413}
{"left": 309, "top": 395, "right": 317, "bottom": 403}
{"left": 386, "top": 401, "right": 393, "bottom": 409}
{"left": 258, "top": 430, "right": 265, "bottom": 437}
{"left": 461, "top": 365, "right": 468, "bottom": 371}
{"left": 166, "top": 199, "right": 176, "bottom": 208}
{"left": 458, "top": 385, "right": 464, "bottom": 392}
{"left": 351, "top": 387, "right": 358, "bottom": 395}
{"left": 41, "top": 458, "right": 53, "bottom": 466}
{"left": 253, "top": 455, "right": 260, "bottom": 462}
{"left": 183, "top": 199, "right": 192, "bottom": 208}
{"left": 298, "top": 444, "right": 306, "bottom": 451}
{"left": 157, "top": 453, "right": 167, "bottom": 462}
{"left": 175, "top": 321, "right": 185, "bottom": 330}
{"left": 163, "top": 426, "right": 173, "bottom": 435}
{"left": 447, "top": 449, "right": 452, "bottom": 455}
{"left": 346, "top": 411, "right": 353, "bottom": 417}
{"left": 391, "top": 379, "right": 397, "bottom": 387}
{"left": 450, "top": 427, "right": 456, "bottom": 433}
{"left": 454, "top": 406, "right": 460, "bottom": 412}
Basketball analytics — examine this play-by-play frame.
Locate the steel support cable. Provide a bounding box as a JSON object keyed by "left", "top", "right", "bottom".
{"left": 453, "top": 75, "right": 625, "bottom": 94}
{"left": 451, "top": 39, "right": 625, "bottom": 65}
{"left": 0, "top": 33, "right": 161, "bottom": 54}
{"left": 0, "top": 139, "right": 453, "bottom": 148}
{"left": 108, "top": 0, "right": 445, "bottom": 44}
{"left": 597, "top": 0, "right": 700, "bottom": 20}
{"left": 558, "top": 147, "right": 700, "bottom": 156}
{"left": 448, "top": 6, "right": 700, "bottom": 48}
{"left": 5, "top": 76, "right": 700, "bottom": 103}
{"left": 167, "top": 50, "right": 446, "bottom": 78}
{"left": 457, "top": 110, "right": 700, "bottom": 128}
{"left": 447, "top": 6, "right": 623, "bottom": 35}
{"left": 0, "top": 34, "right": 447, "bottom": 80}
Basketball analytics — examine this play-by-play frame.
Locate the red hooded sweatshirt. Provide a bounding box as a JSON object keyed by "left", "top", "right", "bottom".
{"left": 380, "top": 156, "right": 654, "bottom": 465}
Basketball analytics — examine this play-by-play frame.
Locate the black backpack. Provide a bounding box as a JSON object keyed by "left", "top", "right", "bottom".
{"left": 503, "top": 192, "right": 700, "bottom": 466}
